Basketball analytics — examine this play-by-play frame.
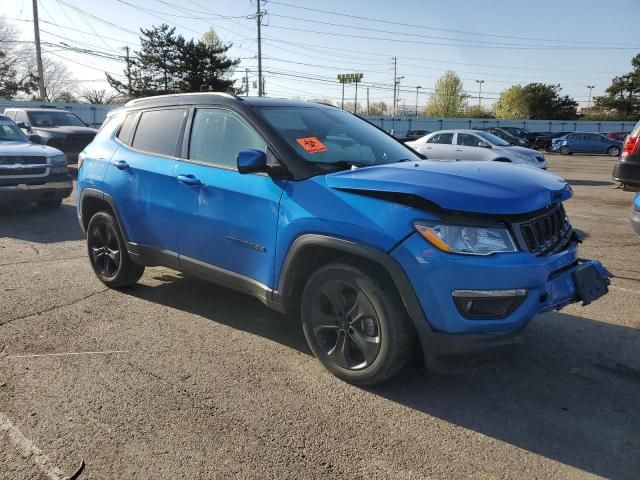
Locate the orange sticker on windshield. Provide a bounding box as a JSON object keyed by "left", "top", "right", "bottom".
{"left": 296, "top": 136, "right": 327, "bottom": 154}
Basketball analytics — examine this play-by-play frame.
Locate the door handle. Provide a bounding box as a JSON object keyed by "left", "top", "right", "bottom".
{"left": 176, "top": 174, "right": 202, "bottom": 187}
{"left": 111, "top": 160, "right": 129, "bottom": 170}
{"left": 455, "top": 148, "right": 463, "bottom": 152}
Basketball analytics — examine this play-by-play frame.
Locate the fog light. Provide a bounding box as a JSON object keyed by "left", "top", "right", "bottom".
{"left": 452, "top": 289, "right": 527, "bottom": 320}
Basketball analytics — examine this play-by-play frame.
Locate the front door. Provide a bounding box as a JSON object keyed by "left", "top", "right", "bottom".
{"left": 173, "top": 108, "right": 285, "bottom": 290}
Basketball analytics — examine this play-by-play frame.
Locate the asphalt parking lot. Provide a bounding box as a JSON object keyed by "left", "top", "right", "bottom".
{"left": 1, "top": 154, "right": 639, "bottom": 480}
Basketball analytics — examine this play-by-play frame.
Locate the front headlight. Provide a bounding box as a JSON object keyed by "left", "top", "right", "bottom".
{"left": 414, "top": 222, "right": 518, "bottom": 255}
{"left": 50, "top": 154, "right": 66, "bottom": 164}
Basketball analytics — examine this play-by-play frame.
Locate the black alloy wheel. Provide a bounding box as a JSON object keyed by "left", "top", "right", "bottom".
{"left": 86, "top": 211, "right": 144, "bottom": 288}
{"left": 309, "top": 279, "right": 382, "bottom": 370}
{"left": 88, "top": 220, "right": 121, "bottom": 279}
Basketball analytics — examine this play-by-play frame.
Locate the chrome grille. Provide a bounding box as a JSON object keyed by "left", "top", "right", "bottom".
{"left": 0, "top": 156, "right": 48, "bottom": 177}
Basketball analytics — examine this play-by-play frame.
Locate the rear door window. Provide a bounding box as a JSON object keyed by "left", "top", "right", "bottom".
{"left": 427, "top": 133, "right": 453, "bottom": 144}
{"left": 131, "top": 109, "right": 186, "bottom": 157}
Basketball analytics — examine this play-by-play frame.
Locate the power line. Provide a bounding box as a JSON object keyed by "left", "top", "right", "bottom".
{"left": 266, "top": 24, "right": 639, "bottom": 50}
{"left": 266, "top": 0, "right": 637, "bottom": 47}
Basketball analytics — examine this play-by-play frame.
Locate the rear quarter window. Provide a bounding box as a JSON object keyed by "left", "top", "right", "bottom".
{"left": 117, "top": 113, "right": 138, "bottom": 146}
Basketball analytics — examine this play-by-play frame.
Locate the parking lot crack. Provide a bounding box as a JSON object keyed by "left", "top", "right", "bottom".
{"left": 0, "top": 288, "right": 109, "bottom": 327}
{"left": 0, "top": 256, "right": 86, "bottom": 268}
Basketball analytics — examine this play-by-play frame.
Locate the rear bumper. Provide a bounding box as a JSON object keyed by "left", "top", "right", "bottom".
{"left": 0, "top": 178, "right": 73, "bottom": 203}
{"left": 613, "top": 156, "right": 640, "bottom": 186}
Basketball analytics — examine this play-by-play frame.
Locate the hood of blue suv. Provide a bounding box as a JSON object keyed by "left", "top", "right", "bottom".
{"left": 326, "top": 160, "right": 571, "bottom": 215}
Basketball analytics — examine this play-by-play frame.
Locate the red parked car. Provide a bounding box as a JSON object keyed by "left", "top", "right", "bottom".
{"left": 607, "top": 131, "right": 630, "bottom": 142}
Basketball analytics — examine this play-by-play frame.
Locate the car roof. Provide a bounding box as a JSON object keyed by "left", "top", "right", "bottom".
{"left": 124, "top": 93, "right": 335, "bottom": 110}
{"left": 4, "top": 107, "right": 73, "bottom": 113}
{"left": 0, "top": 115, "right": 11, "bottom": 122}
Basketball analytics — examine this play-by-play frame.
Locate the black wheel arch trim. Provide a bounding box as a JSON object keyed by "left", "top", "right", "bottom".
{"left": 274, "top": 234, "right": 432, "bottom": 341}
{"left": 79, "top": 188, "right": 130, "bottom": 242}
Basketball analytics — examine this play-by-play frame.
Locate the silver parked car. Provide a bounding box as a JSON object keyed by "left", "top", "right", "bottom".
{"left": 406, "top": 129, "right": 548, "bottom": 169}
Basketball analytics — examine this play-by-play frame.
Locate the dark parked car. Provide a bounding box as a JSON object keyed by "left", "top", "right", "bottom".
{"left": 3, "top": 107, "right": 97, "bottom": 164}
{"left": 612, "top": 120, "right": 640, "bottom": 191}
{"left": 500, "top": 127, "right": 536, "bottom": 146}
{"left": 550, "top": 133, "right": 622, "bottom": 156}
{"left": 532, "top": 131, "right": 574, "bottom": 151}
{"left": 473, "top": 127, "right": 529, "bottom": 147}
{"left": 607, "top": 131, "right": 630, "bottom": 142}
{"left": 396, "top": 129, "right": 430, "bottom": 143}
{"left": 0, "top": 115, "right": 72, "bottom": 207}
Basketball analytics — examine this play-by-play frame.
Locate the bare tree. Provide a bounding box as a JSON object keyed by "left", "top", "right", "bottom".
{"left": 79, "top": 88, "right": 121, "bottom": 104}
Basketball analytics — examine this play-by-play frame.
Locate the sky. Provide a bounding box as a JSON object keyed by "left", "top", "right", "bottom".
{"left": 3, "top": 0, "right": 640, "bottom": 111}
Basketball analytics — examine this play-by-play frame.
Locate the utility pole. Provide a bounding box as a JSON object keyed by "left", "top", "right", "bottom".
{"left": 475, "top": 79, "right": 485, "bottom": 108}
{"left": 586, "top": 85, "right": 595, "bottom": 110}
{"left": 245, "top": 68, "right": 249, "bottom": 96}
{"left": 366, "top": 87, "right": 370, "bottom": 116}
{"left": 415, "top": 85, "right": 422, "bottom": 118}
{"left": 392, "top": 57, "right": 397, "bottom": 116}
{"left": 32, "top": 0, "right": 46, "bottom": 100}
{"left": 123, "top": 46, "right": 132, "bottom": 96}
{"left": 255, "top": 0, "right": 265, "bottom": 96}
{"left": 395, "top": 76, "right": 404, "bottom": 115}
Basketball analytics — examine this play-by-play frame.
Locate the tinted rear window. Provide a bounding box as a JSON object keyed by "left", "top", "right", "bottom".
{"left": 131, "top": 109, "right": 186, "bottom": 156}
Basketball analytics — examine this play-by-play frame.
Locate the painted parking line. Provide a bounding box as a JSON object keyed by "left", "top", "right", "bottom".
{"left": 0, "top": 412, "right": 68, "bottom": 480}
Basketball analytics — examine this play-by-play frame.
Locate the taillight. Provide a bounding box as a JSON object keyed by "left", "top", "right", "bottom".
{"left": 78, "top": 151, "right": 86, "bottom": 169}
{"left": 622, "top": 136, "right": 639, "bottom": 156}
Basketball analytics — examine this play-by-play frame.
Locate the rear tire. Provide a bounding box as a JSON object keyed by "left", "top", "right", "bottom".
{"left": 301, "top": 262, "right": 414, "bottom": 386}
{"left": 86, "top": 211, "right": 144, "bottom": 288}
{"left": 607, "top": 146, "right": 620, "bottom": 157}
{"left": 38, "top": 199, "right": 62, "bottom": 208}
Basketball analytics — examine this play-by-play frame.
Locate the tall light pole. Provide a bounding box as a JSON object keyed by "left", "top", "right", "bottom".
{"left": 32, "top": 0, "right": 46, "bottom": 100}
{"left": 475, "top": 80, "right": 484, "bottom": 108}
{"left": 415, "top": 85, "right": 422, "bottom": 118}
{"left": 586, "top": 85, "right": 595, "bottom": 110}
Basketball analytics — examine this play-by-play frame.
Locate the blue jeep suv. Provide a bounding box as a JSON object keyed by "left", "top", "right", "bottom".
{"left": 77, "top": 94, "right": 610, "bottom": 385}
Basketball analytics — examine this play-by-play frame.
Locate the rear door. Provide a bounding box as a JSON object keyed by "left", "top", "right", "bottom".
{"left": 173, "top": 107, "right": 285, "bottom": 289}
{"left": 586, "top": 133, "right": 608, "bottom": 153}
{"left": 103, "top": 108, "right": 186, "bottom": 264}
{"left": 420, "top": 132, "right": 455, "bottom": 160}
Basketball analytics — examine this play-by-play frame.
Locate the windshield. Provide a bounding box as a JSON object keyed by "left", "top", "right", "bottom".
{"left": 256, "top": 106, "right": 421, "bottom": 171}
{"left": 475, "top": 130, "right": 511, "bottom": 146}
{"left": 27, "top": 111, "right": 85, "bottom": 127}
{"left": 0, "top": 119, "right": 29, "bottom": 143}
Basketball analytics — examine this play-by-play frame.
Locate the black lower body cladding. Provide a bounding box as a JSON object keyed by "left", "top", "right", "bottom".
{"left": 612, "top": 155, "right": 640, "bottom": 187}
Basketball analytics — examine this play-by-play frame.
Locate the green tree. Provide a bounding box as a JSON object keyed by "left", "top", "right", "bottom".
{"left": 494, "top": 85, "right": 528, "bottom": 119}
{"left": 107, "top": 24, "right": 238, "bottom": 98}
{"left": 522, "top": 83, "right": 577, "bottom": 120}
{"left": 591, "top": 53, "right": 640, "bottom": 120}
{"left": 424, "top": 71, "right": 467, "bottom": 117}
{"left": 465, "top": 105, "right": 495, "bottom": 119}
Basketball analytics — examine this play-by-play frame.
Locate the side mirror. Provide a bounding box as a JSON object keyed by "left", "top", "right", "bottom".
{"left": 237, "top": 149, "right": 268, "bottom": 174}
{"left": 16, "top": 121, "right": 30, "bottom": 131}
{"left": 478, "top": 141, "right": 491, "bottom": 148}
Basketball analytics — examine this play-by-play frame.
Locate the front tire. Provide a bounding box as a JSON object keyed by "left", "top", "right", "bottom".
{"left": 301, "top": 263, "right": 414, "bottom": 385}
{"left": 86, "top": 211, "right": 144, "bottom": 288}
{"left": 559, "top": 146, "right": 571, "bottom": 155}
{"left": 607, "top": 146, "right": 620, "bottom": 157}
